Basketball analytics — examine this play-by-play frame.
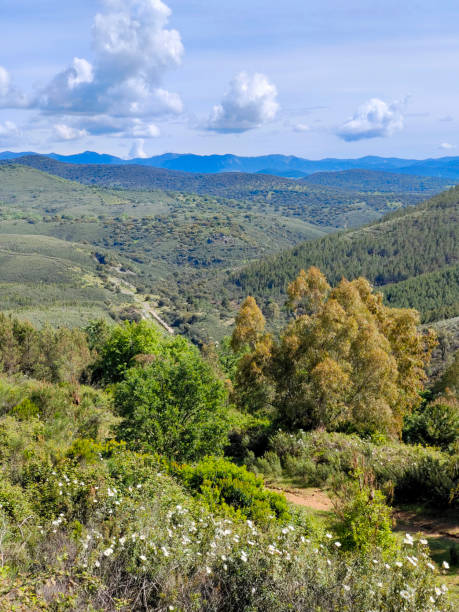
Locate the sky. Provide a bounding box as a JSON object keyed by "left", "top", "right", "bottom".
{"left": 1, "top": 0, "right": 459, "bottom": 159}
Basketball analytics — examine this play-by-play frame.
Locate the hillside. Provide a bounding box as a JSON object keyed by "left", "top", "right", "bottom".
{"left": 301, "top": 169, "right": 452, "bottom": 193}
{"left": 5, "top": 156, "right": 450, "bottom": 229}
{"left": 0, "top": 164, "right": 329, "bottom": 336}
{"left": 229, "top": 185, "right": 459, "bottom": 322}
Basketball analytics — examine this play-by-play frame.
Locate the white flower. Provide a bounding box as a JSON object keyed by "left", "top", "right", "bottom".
{"left": 343, "top": 585, "right": 350, "bottom": 592}
{"left": 140, "top": 555, "right": 147, "bottom": 562}
{"left": 206, "top": 566, "right": 212, "bottom": 575}
{"left": 325, "top": 533, "right": 333, "bottom": 539}
{"left": 240, "top": 551, "right": 248, "bottom": 562}
{"left": 103, "top": 547, "right": 114, "bottom": 557}
{"left": 400, "top": 590, "right": 411, "bottom": 600}
{"left": 335, "top": 541, "right": 341, "bottom": 547}
{"left": 420, "top": 538, "right": 428, "bottom": 545}
{"left": 395, "top": 561, "right": 403, "bottom": 567}
{"left": 94, "top": 560, "right": 100, "bottom": 568}
{"left": 426, "top": 562, "right": 435, "bottom": 571}
{"left": 442, "top": 560, "right": 450, "bottom": 569}
{"left": 161, "top": 546, "right": 169, "bottom": 557}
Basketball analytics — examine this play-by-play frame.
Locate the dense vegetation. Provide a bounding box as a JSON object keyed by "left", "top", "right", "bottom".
{"left": 230, "top": 185, "right": 459, "bottom": 323}
{"left": 301, "top": 169, "right": 452, "bottom": 192}
{"left": 7, "top": 156, "right": 448, "bottom": 228}
{"left": 0, "top": 289, "right": 457, "bottom": 609}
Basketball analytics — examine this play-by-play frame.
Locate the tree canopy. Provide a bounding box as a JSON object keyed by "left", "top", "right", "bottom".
{"left": 232, "top": 268, "right": 436, "bottom": 437}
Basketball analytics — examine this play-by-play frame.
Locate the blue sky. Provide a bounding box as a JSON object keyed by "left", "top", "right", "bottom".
{"left": 1, "top": 0, "right": 459, "bottom": 158}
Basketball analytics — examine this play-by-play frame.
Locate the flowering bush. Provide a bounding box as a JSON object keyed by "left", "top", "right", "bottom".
{"left": 252, "top": 429, "right": 459, "bottom": 508}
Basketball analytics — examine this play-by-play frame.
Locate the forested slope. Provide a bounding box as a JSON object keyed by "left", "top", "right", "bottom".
{"left": 230, "top": 185, "right": 459, "bottom": 322}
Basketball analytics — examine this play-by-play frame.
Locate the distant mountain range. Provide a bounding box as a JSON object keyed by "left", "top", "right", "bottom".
{"left": 2, "top": 150, "right": 459, "bottom": 179}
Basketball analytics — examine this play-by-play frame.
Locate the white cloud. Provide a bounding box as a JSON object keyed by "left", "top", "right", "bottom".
{"left": 129, "top": 138, "right": 148, "bottom": 158}
{"left": 337, "top": 98, "right": 404, "bottom": 141}
{"left": 22, "top": 0, "right": 183, "bottom": 137}
{"left": 54, "top": 123, "right": 88, "bottom": 140}
{"left": 0, "top": 66, "right": 29, "bottom": 108}
{"left": 0, "top": 120, "right": 19, "bottom": 137}
{"left": 206, "top": 72, "right": 279, "bottom": 133}
{"left": 92, "top": 0, "right": 183, "bottom": 85}
{"left": 439, "top": 142, "right": 456, "bottom": 150}
{"left": 67, "top": 58, "right": 94, "bottom": 90}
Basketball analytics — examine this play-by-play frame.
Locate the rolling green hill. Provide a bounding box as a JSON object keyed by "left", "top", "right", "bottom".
{"left": 6, "top": 156, "right": 450, "bottom": 229}
{"left": 0, "top": 164, "right": 329, "bottom": 334}
{"left": 228, "top": 185, "right": 459, "bottom": 323}
{"left": 0, "top": 233, "right": 132, "bottom": 327}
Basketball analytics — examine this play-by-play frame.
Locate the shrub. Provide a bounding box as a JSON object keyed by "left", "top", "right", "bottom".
{"left": 172, "top": 456, "right": 291, "bottom": 524}
{"left": 403, "top": 395, "right": 459, "bottom": 451}
{"left": 332, "top": 477, "right": 396, "bottom": 554}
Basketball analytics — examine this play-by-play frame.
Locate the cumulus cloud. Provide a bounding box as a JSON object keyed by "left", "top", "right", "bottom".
{"left": 206, "top": 72, "right": 279, "bottom": 133}
{"left": 60, "top": 114, "right": 161, "bottom": 139}
{"left": 439, "top": 142, "right": 456, "bottom": 150}
{"left": 54, "top": 123, "right": 89, "bottom": 140}
{"left": 37, "top": 0, "right": 183, "bottom": 121}
{"left": 7, "top": 0, "right": 183, "bottom": 140}
{"left": 337, "top": 98, "right": 404, "bottom": 141}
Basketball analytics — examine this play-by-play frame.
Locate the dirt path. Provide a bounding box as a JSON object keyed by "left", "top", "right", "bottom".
{"left": 268, "top": 485, "right": 333, "bottom": 511}
{"left": 269, "top": 484, "right": 459, "bottom": 541}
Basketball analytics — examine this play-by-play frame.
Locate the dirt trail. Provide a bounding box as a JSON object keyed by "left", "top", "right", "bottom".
{"left": 268, "top": 485, "right": 333, "bottom": 511}
{"left": 270, "top": 483, "right": 459, "bottom": 542}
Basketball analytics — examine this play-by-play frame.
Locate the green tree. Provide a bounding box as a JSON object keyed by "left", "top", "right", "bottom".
{"left": 114, "top": 343, "right": 230, "bottom": 461}
{"left": 94, "top": 320, "right": 163, "bottom": 383}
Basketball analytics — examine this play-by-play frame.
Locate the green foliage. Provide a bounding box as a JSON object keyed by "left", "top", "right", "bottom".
{"left": 252, "top": 429, "right": 459, "bottom": 509}
{"left": 332, "top": 476, "right": 396, "bottom": 554}
{"left": 231, "top": 186, "right": 459, "bottom": 323}
{"left": 403, "top": 396, "right": 459, "bottom": 450}
{"left": 114, "top": 351, "right": 229, "bottom": 461}
{"left": 0, "top": 312, "right": 92, "bottom": 383}
{"left": 94, "top": 319, "right": 163, "bottom": 383}
{"left": 172, "top": 456, "right": 290, "bottom": 524}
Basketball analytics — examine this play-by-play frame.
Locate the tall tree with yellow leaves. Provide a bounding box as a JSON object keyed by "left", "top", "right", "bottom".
{"left": 232, "top": 269, "right": 436, "bottom": 437}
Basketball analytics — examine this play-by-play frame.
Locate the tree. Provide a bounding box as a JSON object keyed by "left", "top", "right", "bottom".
{"left": 231, "top": 296, "right": 265, "bottom": 352}
{"left": 233, "top": 269, "right": 436, "bottom": 437}
{"left": 94, "top": 320, "right": 163, "bottom": 383}
{"left": 114, "top": 344, "right": 230, "bottom": 462}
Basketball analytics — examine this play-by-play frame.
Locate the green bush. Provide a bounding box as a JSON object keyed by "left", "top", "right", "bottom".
{"left": 253, "top": 429, "right": 459, "bottom": 508}
{"left": 172, "top": 456, "right": 291, "bottom": 524}
{"left": 114, "top": 348, "right": 230, "bottom": 462}
{"left": 332, "top": 478, "right": 396, "bottom": 554}
{"left": 403, "top": 397, "right": 459, "bottom": 451}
